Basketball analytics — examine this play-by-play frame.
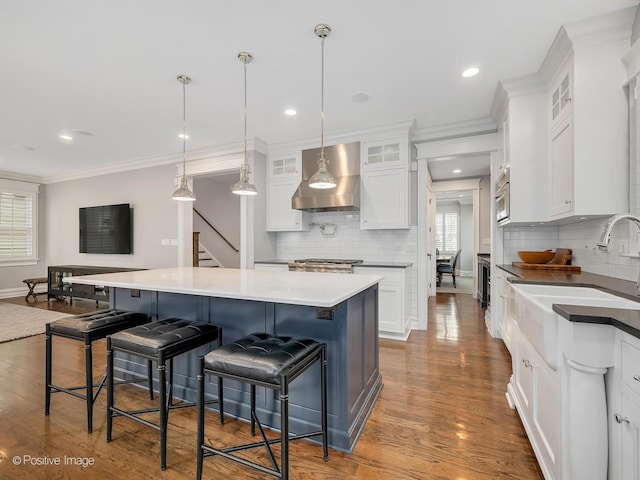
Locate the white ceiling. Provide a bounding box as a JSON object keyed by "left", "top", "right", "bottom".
{"left": 0, "top": 1, "right": 637, "bottom": 182}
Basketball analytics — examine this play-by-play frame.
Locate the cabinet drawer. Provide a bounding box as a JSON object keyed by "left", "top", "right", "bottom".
{"left": 621, "top": 340, "right": 640, "bottom": 397}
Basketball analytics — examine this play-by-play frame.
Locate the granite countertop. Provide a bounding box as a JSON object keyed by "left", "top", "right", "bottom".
{"left": 499, "top": 263, "right": 640, "bottom": 338}
{"left": 255, "top": 259, "right": 413, "bottom": 268}
{"left": 65, "top": 267, "right": 383, "bottom": 308}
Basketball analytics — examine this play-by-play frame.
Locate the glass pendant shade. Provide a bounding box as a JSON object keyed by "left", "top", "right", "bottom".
{"left": 232, "top": 52, "right": 258, "bottom": 196}
{"left": 309, "top": 155, "right": 336, "bottom": 189}
{"left": 172, "top": 175, "right": 196, "bottom": 201}
{"left": 172, "top": 74, "right": 196, "bottom": 201}
{"left": 232, "top": 164, "right": 258, "bottom": 196}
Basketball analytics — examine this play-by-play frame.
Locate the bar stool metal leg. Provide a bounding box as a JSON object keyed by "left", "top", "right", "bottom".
{"left": 44, "top": 325, "right": 52, "bottom": 416}
{"left": 106, "top": 337, "right": 114, "bottom": 441}
{"left": 85, "top": 340, "right": 94, "bottom": 432}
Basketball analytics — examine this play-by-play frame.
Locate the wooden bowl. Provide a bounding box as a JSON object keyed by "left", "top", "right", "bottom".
{"left": 517, "top": 250, "right": 555, "bottom": 264}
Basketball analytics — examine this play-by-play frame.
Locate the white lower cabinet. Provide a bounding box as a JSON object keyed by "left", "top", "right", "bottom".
{"left": 354, "top": 267, "right": 411, "bottom": 340}
{"left": 511, "top": 325, "right": 561, "bottom": 480}
{"left": 620, "top": 392, "right": 640, "bottom": 480}
{"left": 613, "top": 337, "right": 640, "bottom": 480}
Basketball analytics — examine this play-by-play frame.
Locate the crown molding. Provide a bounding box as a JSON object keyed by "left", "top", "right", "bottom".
{"left": 0, "top": 171, "right": 45, "bottom": 185}
{"left": 43, "top": 137, "right": 267, "bottom": 184}
{"left": 489, "top": 73, "right": 546, "bottom": 122}
{"left": 623, "top": 37, "right": 640, "bottom": 82}
{"left": 268, "top": 119, "right": 416, "bottom": 157}
{"left": 540, "top": 6, "right": 635, "bottom": 82}
{"left": 412, "top": 117, "right": 496, "bottom": 144}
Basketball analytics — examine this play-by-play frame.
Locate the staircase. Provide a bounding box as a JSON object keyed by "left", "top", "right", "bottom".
{"left": 197, "top": 242, "right": 222, "bottom": 268}
{"left": 192, "top": 232, "right": 223, "bottom": 268}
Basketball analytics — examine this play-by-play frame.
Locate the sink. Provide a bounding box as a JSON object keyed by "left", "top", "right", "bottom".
{"left": 510, "top": 284, "right": 640, "bottom": 370}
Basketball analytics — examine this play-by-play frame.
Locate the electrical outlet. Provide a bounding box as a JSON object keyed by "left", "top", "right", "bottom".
{"left": 130, "top": 289, "right": 140, "bottom": 298}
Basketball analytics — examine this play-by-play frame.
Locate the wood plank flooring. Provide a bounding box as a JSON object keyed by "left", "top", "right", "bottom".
{"left": 0, "top": 294, "right": 543, "bottom": 479}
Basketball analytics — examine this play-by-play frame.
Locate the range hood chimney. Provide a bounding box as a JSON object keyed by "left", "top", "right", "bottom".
{"left": 291, "top": 141, "right": 360, "bottom": 212}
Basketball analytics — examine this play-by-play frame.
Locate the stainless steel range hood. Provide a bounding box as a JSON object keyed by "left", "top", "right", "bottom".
{"left": 291, "top": 141, "right": 360, "bottom": 212}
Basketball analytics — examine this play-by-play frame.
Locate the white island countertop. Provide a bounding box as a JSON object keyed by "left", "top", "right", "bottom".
{"left": 65, "top": 267, "right": 383, "bottom": 308}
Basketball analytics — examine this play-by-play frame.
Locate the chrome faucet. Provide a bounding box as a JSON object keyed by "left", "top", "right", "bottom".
{"left": 597, "top": 214, "right": 640, "bottom": 295}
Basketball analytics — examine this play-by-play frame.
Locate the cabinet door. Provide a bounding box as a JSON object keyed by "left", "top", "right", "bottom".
{"left": 621, "top": 392, "right": 640, "bottom": 480}
{"left": 514, "top": 330, "right": 535, "bottom": 414}
{"left": 269, "top": 154, "right": 300, "bottom": 179}
{"left": 549, "top": 119, "right": 573, "bottom": 217}
{"left": 266, "top": 179, "right": 307, "bottom": 231}
{"left": 362, "top": 140, "right": 403, "bottom": 170}
{"left": 361, "top": 168, "right": 408, "bottom": 229}
{"left": 378, "top": 282, "right": 403, "bottom": 334}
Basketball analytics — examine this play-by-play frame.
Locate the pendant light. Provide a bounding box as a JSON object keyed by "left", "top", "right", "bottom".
{"left": 309, "top": 23, "right": 336, "bottom": 190}
{"left": 232, "top": 52, "right": 258, "bottom": 196}
{"left": 172, "top": 74, "right": 196, "bottom": 201}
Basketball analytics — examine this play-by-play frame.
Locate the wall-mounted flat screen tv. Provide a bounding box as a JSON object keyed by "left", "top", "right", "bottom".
{"left": 79, "top": 203, "right": 132, "bottom": 254}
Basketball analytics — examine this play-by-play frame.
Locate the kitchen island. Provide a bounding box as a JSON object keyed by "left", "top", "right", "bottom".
{"left": 65, "top": 267, "right": 383, "bottom": 453}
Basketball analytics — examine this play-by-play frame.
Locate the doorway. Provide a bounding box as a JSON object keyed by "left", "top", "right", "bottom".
{"left": 415, "top": 133, "right": 497, "bottom": 331}
{"left": 434, "top": 189, "right": 474, "bottom": 295}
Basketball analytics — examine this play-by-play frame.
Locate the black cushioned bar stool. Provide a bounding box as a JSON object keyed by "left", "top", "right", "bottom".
{"left": 196, "top": 333, "right": 328, "bottom": 480}
{"left": 45, "top": 309, "right": 151, "bottom": 433}
{"left": 107, "top": 318, "right": 222, "bottom": 470}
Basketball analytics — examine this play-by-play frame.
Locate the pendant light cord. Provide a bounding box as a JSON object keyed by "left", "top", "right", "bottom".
{"left": 244, "top": 57, "right": 248, "bottom": 173}
{"left": 182, "top": 78, "right": 187, "bottom": 175}
{"left": 320, "top": 33, "right": 325, "bottom": 161}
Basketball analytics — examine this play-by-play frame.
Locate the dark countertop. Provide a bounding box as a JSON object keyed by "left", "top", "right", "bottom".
{"left": 478, "top": 253, "right": 490, "bottom": 264}
{"left": 498, "top": 263, "right": 640, "bottom": 338}
{"left": 255, "top": 260, "right": 413, "bottom": 268}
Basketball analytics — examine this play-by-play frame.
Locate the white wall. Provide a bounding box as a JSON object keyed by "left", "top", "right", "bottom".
{"left": 45, "top": 164, "right": 180, "bottom": 269}
{"left": 479, "top": 176, "right": 492, "bottom": 253}
{"left": 193, "top": 176, "right": 240, "bottom": 268}
{"left": 459, "top": 203, "right": 473, "bottom": 272}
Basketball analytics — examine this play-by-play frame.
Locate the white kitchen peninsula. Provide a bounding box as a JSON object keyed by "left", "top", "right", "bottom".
{"left": 65, "top": 267, "right": 384, "bottom": 453}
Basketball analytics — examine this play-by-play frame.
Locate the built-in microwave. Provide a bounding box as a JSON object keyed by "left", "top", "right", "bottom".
{"left": 495, "top": 169, "right": 510, "bottom": 225}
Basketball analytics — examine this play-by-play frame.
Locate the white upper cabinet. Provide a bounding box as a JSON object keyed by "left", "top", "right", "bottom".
{"left": 360, "top": 137, "right": 409, "bottom": 229}
{"left": 541, "top": 12, "right": 631, "bottom": 220}
{"left": 491, "top": 76, "right": 548, "bottom": 224}
{"left": 266, "top": 153, "right": 310, "bottom": 231}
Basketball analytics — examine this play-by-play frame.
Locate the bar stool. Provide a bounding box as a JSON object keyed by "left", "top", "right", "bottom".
{"left": 45, "top": 309, "right": 151, "bottom": 433}
{"left": 107, "top": 318, "right": 222, "bottom": 470}
{"left": 196, "top": 333, "right": 328, "bottom": 480}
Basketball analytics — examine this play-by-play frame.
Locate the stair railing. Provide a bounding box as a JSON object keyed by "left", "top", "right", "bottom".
{"left": 193, "top": 208, "right": 239, "bottom": 253}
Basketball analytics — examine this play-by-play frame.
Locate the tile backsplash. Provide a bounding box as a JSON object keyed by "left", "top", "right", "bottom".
{"left": 503, "top": 218, "right": 640, "bottom": 282}
{"left": 275, "top": 212, "right": 419, "bottom": 320}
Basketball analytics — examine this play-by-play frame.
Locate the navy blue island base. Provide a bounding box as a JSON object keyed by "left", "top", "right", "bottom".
{"left": 108, "top": 283, "right": 382, "bottom": 453}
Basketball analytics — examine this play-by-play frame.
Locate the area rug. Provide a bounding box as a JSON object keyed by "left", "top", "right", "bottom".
{"left": 0, "top": 303, "right": 71, "bottom": 343}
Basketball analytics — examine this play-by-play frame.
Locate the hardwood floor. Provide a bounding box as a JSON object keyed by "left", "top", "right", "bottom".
{"left": 0, "top": 294, "right": 543, "bottom": 479}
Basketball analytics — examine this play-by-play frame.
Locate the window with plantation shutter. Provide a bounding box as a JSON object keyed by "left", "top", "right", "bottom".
{"left": 0, "top": 180, "right": 39, "bottom": 265}
{"left": 435, "top": 211, "right": 458, "bottom": 254}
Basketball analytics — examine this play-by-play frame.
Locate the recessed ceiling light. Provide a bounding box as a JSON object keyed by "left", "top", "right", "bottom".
{"left": 178, "top": 133, "right": 190, "bottom": 139}
{"left": 458, "top": 194, "right": 464, "bottom": 197}
{"left": 58, "top": 134, "right": 73, "bottom": 141}
{"left": 350, "top": 92, "right": 369, "bottom": 103}
{"left": 453, "top": 169, "right": 462, "bottom": 174}
{"left": 284, "top": 108, "right": 297, "bottom": 116}
{"left": 12, "top": 144, "right": 35, "bottom": 151}
{"left": 462, "top": 67, "right": 479, "bottom": 78}
{"left": 71, "top": 129, "right": 94, "bottom": 136}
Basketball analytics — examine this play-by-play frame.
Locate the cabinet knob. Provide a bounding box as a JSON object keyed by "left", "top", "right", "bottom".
{"left": 633, "top": 374, "right": 640, "bottom": 382}
{"left": 614, "top": 413, "right": 630, "bottom": 424}
{"left": 564, "top": 200, "right": 572, "bottom": 205}
{"left": 522, "top": 359, "right": 531, "bottom": 368}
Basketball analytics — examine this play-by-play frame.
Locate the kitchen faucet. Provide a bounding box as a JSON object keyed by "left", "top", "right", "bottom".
{"left": 596, "top": 213, "right": 640, "bottom": 294}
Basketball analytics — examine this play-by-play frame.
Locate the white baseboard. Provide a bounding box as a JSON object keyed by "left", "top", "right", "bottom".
{"left": 0, "top": 285, "right": 47, "bottom": 300}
